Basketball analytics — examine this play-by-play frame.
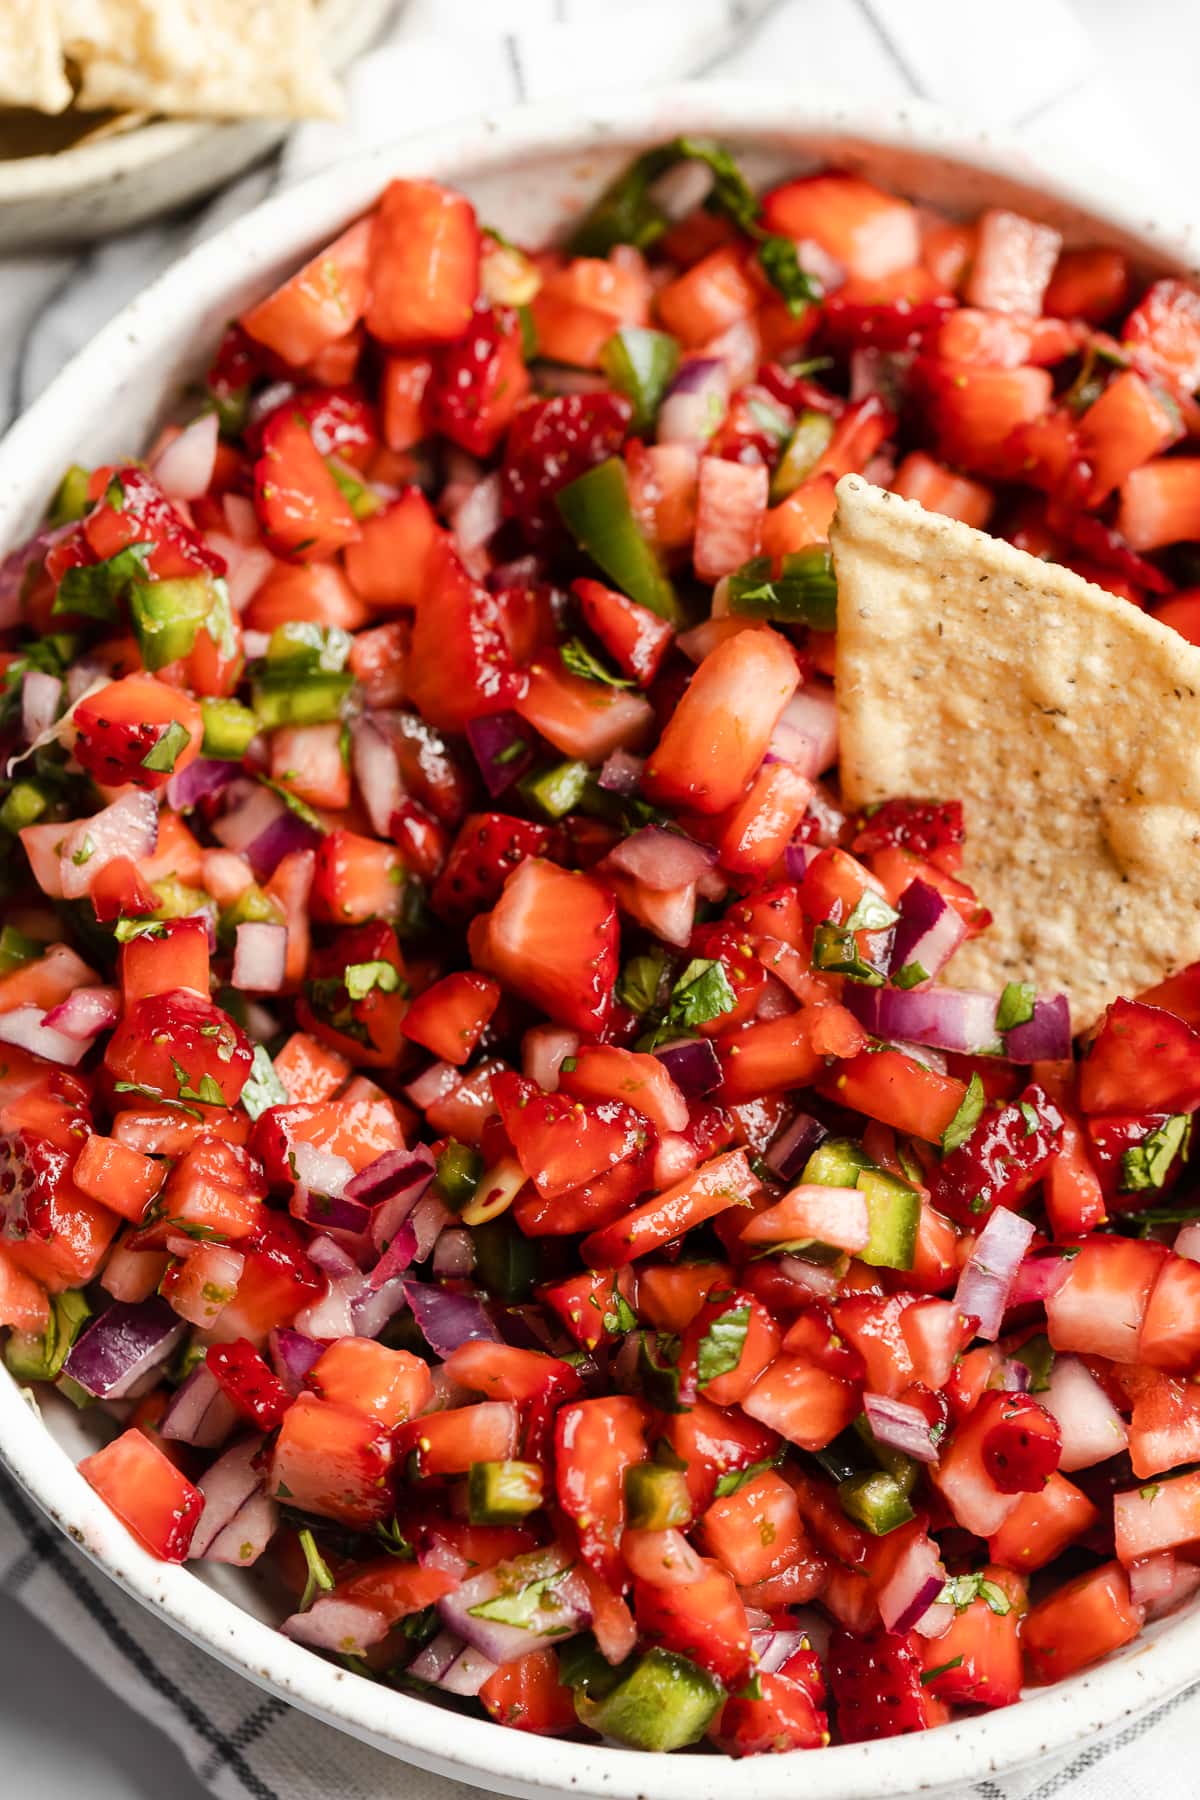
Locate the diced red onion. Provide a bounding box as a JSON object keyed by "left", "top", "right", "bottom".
{"left": 433, "top": 1228, "right": 475, "bottom": 1278}
{"left": 232, "top": 921, "right": 286, "bottom": 993}
{"left": 658, "top": 358, "right": 729, "bottom": 448}
{"left": 466, "top": 712, "right": 534, "bottom": 798}
{"left": 702, "top": 316, "right": 760, "bottom": 387}
{"left": 189, "top": 1437, "right": 266, "bottom": 1558}
{"left": 205, "top": 1486, "right": 278, "bottom": 1566}
{"left": 749, "top": 1629, "right": 811, "bottom": 1675}
{"left": 784, "top": 842, "right": 818, "bottom": 879}
{"left": 996, "top": 1357, "right": 1033, "bottom": 1392}
{"left": 1130, "top": 1553, "right": 1200, "bottom": 1621}
{"left": 777, "top": 1253, "right": 843, "bottom": 1300}
{"left": 1004, "top": 993, "right": 1072, "bottom": 1062}
{"left": 351, "top": 716, "right": 404, "bottom": 838}
{"left": 652, "top": 1036, "right": 721, "bottom": 1098}
{"left": 403, "top": 1281, "right": 501, "bottom": 1358}
{"left": 349, "top": 1143, "right": 432, "bottom": 1208}
{"left": 598, "top": 749, "right": 644, "bottom": 795}
{"left": 166, "top": 757, "right": 242, "bottom": 812}
{"left": 765, "top": 1111, "right": 828, "bottom": 1182}
{"left": 521, "top": 1025, "right": 580, "bottom": 1092}
{"left": 863, "top": 1391, "right": 940, "bottom": 1465}
{"left": 160, "top": 1363, "right": 238, "bottom": 1449}
{"left": 268, "top": 1327, "right": 324, "bottom": 1395}
{"left": 1042, "top": 1355, "right": 1128, "bottom": 1471}
{"left": 450, "top": 471, "right": 502, "bottom": 553}
{"left": 1008, "top": 1252, "right": 1072, "bottom": 1311}
{"left": 1176, "top": 1222, "right": 1200, "bottom": 1262}
{"left": 351, "top": 1275, "right": 410, "bottom": 1340}
{"left": 888, "top": 879, "right": 967, "bottom": 984}
{"left": 213, "top": 782, "right": 284, "bottom": 852}
{"left": 768, "top": 684, "right": 838, "bottom": 779}
{"left": 21, "top": 670, "right": 62, "bottom": 744}
{"left": 152, "top": 412, "right": 219, "bottom": 501}
{"left": 306, "top": 1234, "right": 360, "bottom": 1278}
{"left": 245, "top": 809, "right": 321, "bottom": 882}
{"left": 847, "top": 985, "right": 1003, "bottom": 1056}
{"left": 877, "top": 1530, "right": 949, "bottom": 1634}
{"left": 404, "top": 1060, "right": 461, "bottom": 1110}
{"left": 0, "top": 1004, "right": 90, "bottom": 1066}
{"left": 368, "top": 1217, "right": 419, "bottom": 1290}
{"left": 64, "top": 1298, "right": 186, "bottom": 1400}
{"left": 409, "top": 1631, "right": 499, "bottom": 1697}
{"left": 437, "top": 1547, "right": 590, "bottom": 1664}
{"left": 282, "top": 1598, "right": 390, "bottom": 1654}
{"left": 419, "top": 1533, "right": 471, "bottom": 1582}
{"left": 0, "top": 521, "right": 74, "bottom": 627}
{"left": 291, "top": 1141, "right": 355, "bottom": 1201}
{"left": 603, "top": 826, "right": 717, "bottom": 893}
{"left": 954, "top": 1206, "right": 1037, "bottom": 1340}
{"left": 60, "top": 790, "right": 159, "bottom": 902}
{"left": 42, "top": 985, "right": 120, "bottom": 1042}
{"left": 408, "top": 1189, "right": 452, "bottom": 1263}
{"left": 291, "top": 1188, "right": 373, "bottom": 1237}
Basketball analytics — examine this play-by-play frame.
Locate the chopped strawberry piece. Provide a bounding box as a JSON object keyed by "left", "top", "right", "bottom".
{"left": 474, "top": 857, "right": 619, "bottom": 1035}
{"left": 828, "top": 1629, "right": 931, "bottom": 1742}
{"left": 500, "top": 393, "right": 631, "bottom": 545}
{"left": 206, "top": 1338, "right": 293, "bottom": 1431}
{"left": 982, "top": 1393, "right": 1063, "bottom": 1493}
{"left": 431, "top": 813, "right": 554, "bottom": 926}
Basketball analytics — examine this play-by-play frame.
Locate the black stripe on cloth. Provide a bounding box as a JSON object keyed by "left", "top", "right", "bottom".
{"left": 0, "top": 1473, "right": 282, "bottom": 1800}
{"left": 504, "top": 33, "right": 527, "bottom": 102}
{"left": 1020, "top": 1681, "right": 1198, "bottom": 1800}
{"left": 199, "top": 1696, "right": 289, "bottom": 1787}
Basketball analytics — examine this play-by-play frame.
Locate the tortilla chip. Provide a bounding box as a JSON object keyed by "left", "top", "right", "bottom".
{"left": 831, "top": 474, "right": 1200, "bottom": 1031}
{"left": 59, "top": 0, "right": 341, "bottom": 121}
{"left": 0, "top": 0, "right": 72, "bottom": 113}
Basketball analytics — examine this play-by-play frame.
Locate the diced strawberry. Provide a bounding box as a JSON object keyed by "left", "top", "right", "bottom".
{"left": 828, "top": 1629, "right": 930, "bottom": 1742}
{"left": 1077, "top": 370, "right": 1182, "bottom": 504}
{"left": 981, "top": 1393, "right": 1063, "bottom": 1493}
{"left": 890, "top": 452, "right": 993, "bottom": 529}
{"left": 693, "top": 457, "right": 769, "bottom": 582}
{"left": 79, "top": 1428, "right": 203, "bottom": 1562}
{"left": 515, "top": 650, "right": 654, "bottom": 762}
{"left": 366, "top": 179, "right": 479, "bottom": 347}
{"left": 1123, "top": 278, "right": 1200, "bottom": 391}
{"left": 241, "top": 219, "right": 372, "bottom": 366}
{"left": 919, "top": 359, "right": 1054, "bottom": 477}
{"left": 1022, "top": 1562, "right": 1143, "bottom": 1683}
{"left": 1140, "top": 1254, "right": 1200, "bottom": 1374}
{"left": 1079, "top": 998, "right": 1200, "bottom": 1115}
{"left": 1044, "top": 247, "right": 1132, "bottom": 324}
{"left": 206, "top": 1338, "right": 292, "bottom": 1431}
{"left": 1116, "top": 456, "right": 1200, "bottom": 551}
{"left": 1045, "top": 1235, "right": 1169, "bottom": 1363}
{"left": 431, "top": 813, "right": 553, "bottom": 926}
{"left": 474, "top": 857, "right": 618, "bottom": 1035}
{"left": 406, "top": 538, "right": 524, "bottom": 733}
{"left": 656, "top": 246, "right": 758, "bottom": 348}
{"left": 501, "top": 393, "right": 632, "bottom": 545}
{"left": 72, "top": 676, "right": 203, "bottom": 793}
{"left": 572, "top": 577, "right": 674, "bottom": 686}
{"left": 423, "top": 302, "right": 530, "bottom": 456}
{"left": 964, "top": 209, "right": 1061, "bottom": 315}
{"left": 342, "top": 487, "right": 440, "bottom": 607}
{"left": 762, "top": 175, "right": 919, "bottom": 281}
{"left": 253, "top": 408, "right": 359, "bottom": 561}
{"left": 643, "top": 627, "right": 799, "bottom": 814}
{"left": 928, "top": 1083, "right": 1063, "bottom": 1225}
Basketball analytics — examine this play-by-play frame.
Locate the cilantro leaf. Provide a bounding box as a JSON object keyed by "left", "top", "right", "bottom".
{"left": 939, "top": 1572, "right": 1012, "bottom": 1616}
{"left": 665, "top": 957, "right": 736, "bottom": 1031}
{"left": 140, "top": 719, "right": 192, "bottom": 774}
{"left": 169, "top": 1056, "right": 226, "bottom": 1108}
{"left": 616, "top": 948, "right": 672, "bottom": 1016}
{"left": 893, "top": 961, "right": 930, "bottom": 990}
{"left": 468, "top": 1564, "right": 575, "bottom": 1634}
{"left": 560, "top": 637, "right": 635, "bottom": 688}
{"left": 696, "top": 1303, "right": 751, "bottom": 1388}
{"left": 756, "top": 235, "right": 823, "bottom": 314}
{"left": 53, "top": 542, "right": 152, "bottom": 620}
{"left": 1120, "top": 1113, "right": 1192, "bottom": 1193}
{"left": 298, "top": 1527, "right": 335, "bottom": 1612}
{"left": 111, "top": 1079, "right": 202, "bottom": 1122}
{"left": 996, "top": 981, "right": 1036, "bottom": 1032}
{"left": 713, "top": 1453, "right": 783, "bottom": 1499}
{"left": 844, "top": 890, "right": 900, "bottom": 932}
{"left": 942, "top": 1073, "right": 986, "bottom": 1156}
{"left": 240, "top": 1043, "right": 288, "bottom": 1122}
{"left": 113, "top": 919, "right": 168, "bottom": 943}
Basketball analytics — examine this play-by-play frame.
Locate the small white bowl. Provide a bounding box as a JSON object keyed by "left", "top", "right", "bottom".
{"left": 0, "top": 0, "right": 395, "bottom": 250}
{"left": 1, "top": 82, "right": 1199, "bottom": 1800}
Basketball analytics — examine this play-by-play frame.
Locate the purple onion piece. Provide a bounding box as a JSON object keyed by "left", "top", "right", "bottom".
{"left": 282, "top": 1598, "right": 390, "bottom": 1654}
{"left": 1004, "top": 993, "right": 1072, "bottom": 1062}
{"left": 189, "top": 1437, "right": 267, "bottom": 1559}
{"left": 292, "top": 1189, "right": 374, "bottom": 1237}
{"left": 657, "top": 358, "right": 729, "bottom": 448}
{"left": 597, "top": 749, "right": 645, "bottom": 795}
{"left": 466, "top": 711, "right": 535, "bottom": 798}
{"left": 403, "top": 1281, "right": 502, "bottom": 1358}
{"left": 750, "top": 1629, "right": 812, "bottom": 1675}
{"left": 846, "top": 984, "right": 1003, "bottom": 1057}
{"left": 369, "top": 1216, "right": 419, "bottom": 1289}
{"left": 160, "top": 1363, "right": 239, "bottom": 1449}
{"left": 765, "top": 1111, "right": 828, "bottom": 1182}
{"left": 433, "top": 1228, "right": 474, "bottom": 1278}
{"left": 652, "top": 1036, "right": 722, "bottom": 1098}
{"left": 888, "top": 878, "right": 968, "bottom": 983}
{"left": 166, "top": 757, "right": 242, "bottom": 813}
{"left": 352, "top": 1274, "right": 410, "bottom": 1340}
{"left": 245, "top": 809, "right": 322, "bottom": 882}
{"left": 784, "top": 841, "right": 818, "bottom": 880}
{"left": 876, "top": 1529, "right": 949, "bottom": 1634}
{"left": 603, "top": 825, "right": 717, "bottom": 893}
{"left": 863, "top": 1391, "right": 940, "bottom": 1465}
{"left": 0, "top": 520, "right": 74, "bottom": 626}
{"left": 955, "top": 1205, "right": 1038, "bottom": 1340}
{"left": 436, "top": 1547, "right": 590, "bottom": 1664}
{"left": 205, "top": 1486, "right": 277, "bottom": 1567}
{"left": 349, "top": 1143, "right": 436, "bottom": 1208}
{"left": 63, "top": 1298, "right": 185, "bottom": 1400}
{"left": 269, "top": 1327, "right": 324, "bottom": 1395}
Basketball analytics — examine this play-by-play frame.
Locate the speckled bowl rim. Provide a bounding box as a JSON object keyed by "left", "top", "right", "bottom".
{"left": 1, "top": 81, "right": 1199, "bottom": 1800}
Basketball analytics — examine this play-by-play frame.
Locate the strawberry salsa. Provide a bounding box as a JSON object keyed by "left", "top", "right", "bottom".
{"left": 3, "top": 140, "right": 1200, "bottom": 1757}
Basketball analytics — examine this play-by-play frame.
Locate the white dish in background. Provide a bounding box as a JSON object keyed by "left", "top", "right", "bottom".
{"left": 0, "top": 80, "right": 1199, "bottom": 1800}
{"left": 0, "top": 0, "right": 396, "bottom": 250}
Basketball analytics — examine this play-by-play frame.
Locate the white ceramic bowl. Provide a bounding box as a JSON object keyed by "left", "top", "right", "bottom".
{"left": 1, "top": 82, "right": 1199, "bottom": 1800}
{"left": 0, "top": 0, "right": 396, "bottom": 250}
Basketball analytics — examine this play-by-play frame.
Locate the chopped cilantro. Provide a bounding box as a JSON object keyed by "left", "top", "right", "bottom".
{"left": 712, "top": 1453, "right": 782, "bottom": 1499}
{"left": 939, "top": 1572, "right": 1012, "bottom": 1616}
{"left": 616, "top": 947, "right": 672, "bottom": 1016}
{"left": 921, "top": 1655, "right": 964, "bottom": 1685}
{"left": 893, "top": 961, "right": 930, "bottom": 990}
{"left": 696, "top": 1303, "right": 750, "bottom": 1388}
{"left": 844, "top": 890, "right": 900, "bottom": 932}
{"left": 140, "top": 719, "right": 192, "bottom": 774}
{"left": 113, "top": 919, "right": 169, "bottom": 942}
{"left": 53, "top": 542, "right": 152, "bottom": 620}
{"left": 942, "top": 1073, "right": 986, "bottom": 1156}
{"left": 344, "top": 959, "right": 402, "bottom": 1002}
{"left": 468, "top": 1564, "right": 574, "bottom": 1633}
{"left": 1120, "top": 1114, "right": 1191, "bottom": 1193}
{"left": 298, "top": 1527, "right": 335, "bottom": 1612}
{"left": 560, "top": 637, "right": 635, "bottom": 688}
{"left": 996, "top": 981, "right": 1036, "bottom": 1032}
{"left": 240, "top": 1043, "right": 288, "bottom": 1122}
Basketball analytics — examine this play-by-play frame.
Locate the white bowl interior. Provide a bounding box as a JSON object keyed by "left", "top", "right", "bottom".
{"left": 1, "top": 82, "right": 1199, "bottom": 1800}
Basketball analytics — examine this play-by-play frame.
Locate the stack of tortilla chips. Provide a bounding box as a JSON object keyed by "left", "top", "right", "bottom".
{"left": 0, "top": 0, "right": 340, "bottom": 121}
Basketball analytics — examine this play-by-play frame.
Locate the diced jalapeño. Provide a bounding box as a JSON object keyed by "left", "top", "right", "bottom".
{"left": 624, "top": 1462, "right": 693, "bottom": 1532}
{"left": 467, "top": 1459, "right": 544, "bottom": 1524}
{"left": 575, "top": 1648, "right": 724, "bottom": 1751}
